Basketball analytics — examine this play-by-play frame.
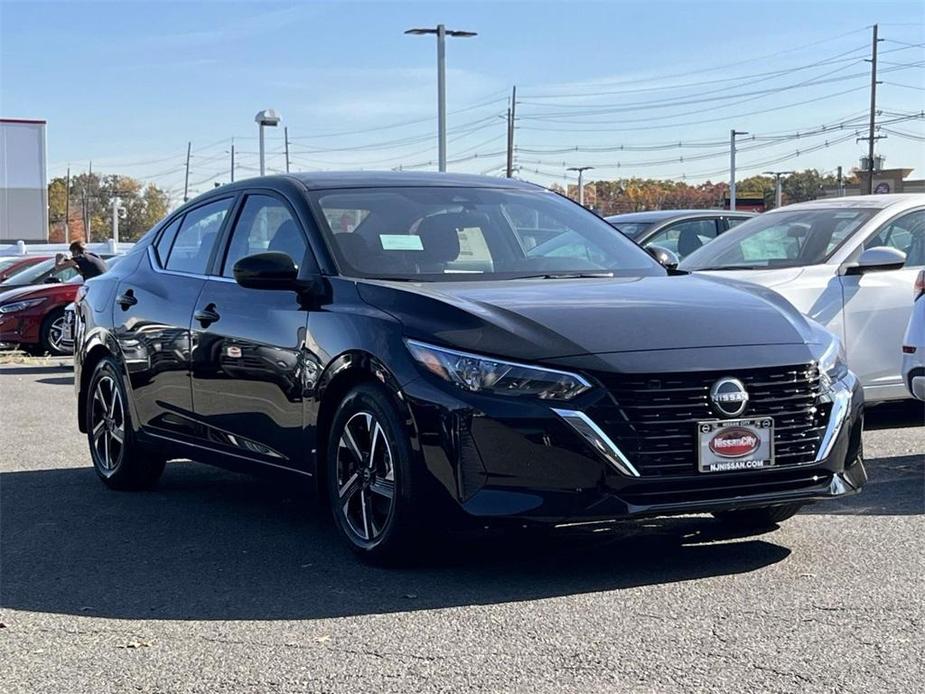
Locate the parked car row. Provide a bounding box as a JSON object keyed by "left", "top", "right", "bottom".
{"left": 0, "top": 254, "right": 118, "bottom": 355}
{"left": 74, "top": 172, "right": 870, "bottom": 561}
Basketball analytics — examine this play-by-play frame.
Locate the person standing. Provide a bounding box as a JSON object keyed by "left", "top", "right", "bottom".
{"left": 55, "top": 241, "right": 108, "bottom": 280}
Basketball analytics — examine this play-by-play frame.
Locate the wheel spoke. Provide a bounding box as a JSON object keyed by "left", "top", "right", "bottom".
{"left": 369, "top": 478, "right": 394, "bottom": 500}
{"left": 340, "top": 425, "right": 364, "bottom": 464}
{"left": 369, "top": 422, "right": 384, "bottom": 470}
{"left": 92, "top": 419, "right": 105, "bottom": 441}
{"left": 109, "top": 387, "right": 121, "bottom": 418}
{"left": 338, "top": 471, "right": 361, "bottom": 501}
{"left": 110, "top": 426, "right": 124, "bottom": 444}
{"left": 103, "top": 430, "right": 110, "bottom": 468}
{"left": 359, "top": 489, "right": 371, "bottom": 540}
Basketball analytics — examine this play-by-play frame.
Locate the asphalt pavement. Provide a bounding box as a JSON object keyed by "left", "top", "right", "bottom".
{"left": 1, "top": 362, "right": 923, "bottom": 693}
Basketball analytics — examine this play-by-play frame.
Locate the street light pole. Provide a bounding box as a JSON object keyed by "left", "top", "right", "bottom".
{"left": 567, "top": 166, "right": 594, "bottom": 206}
{"left": 405, "top": 25, "right": 477, "bottom": 172}
{"left": 763, "top": 170, "right": 794, "bottom": 208}
{"left": 729, "top": 129, "right": 748, "bottom": 211}
{"left": 255, "top": 109, "right": 281, "bottom": 176}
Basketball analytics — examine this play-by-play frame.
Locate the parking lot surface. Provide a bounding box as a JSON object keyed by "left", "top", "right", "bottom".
{"left": 1, "top": 362, "right": 923, "bottom": 693}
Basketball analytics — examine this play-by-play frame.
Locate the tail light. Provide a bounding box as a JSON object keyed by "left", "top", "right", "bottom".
{"left": 915, "top": 270, "right": 925, "bottom": 302}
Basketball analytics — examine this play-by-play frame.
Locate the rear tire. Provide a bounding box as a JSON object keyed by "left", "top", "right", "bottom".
{"left": 39, "top": 308, "right": 69, "bottom": 356}
{"left": 85, "top": 356, "right": 165, "bottom": 490}
{"left": 713, "top": 503, "right": 803, "bottom": 528}
{"left": 325, "top": 383, "right": 419, "bottom": 563}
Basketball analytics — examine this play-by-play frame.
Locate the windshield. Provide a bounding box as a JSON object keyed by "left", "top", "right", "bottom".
{"left": 310, "top": 187, "right": 664, "bottom": 281}
{"left": 606, "top": 221, "right": 653, "bottom": 240}
{"left": 0, "top": 258, "right": 54, "bottom": 285}
{"left": 679, "top": 207, "right": 878, "bottom": 270}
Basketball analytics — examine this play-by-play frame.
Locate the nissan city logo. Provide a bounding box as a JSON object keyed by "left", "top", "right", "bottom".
{"left": 710, "top": 377, "right": 749, "bottom": 417}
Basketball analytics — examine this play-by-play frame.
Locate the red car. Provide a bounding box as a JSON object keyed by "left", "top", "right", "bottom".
{"left": 0, "top": 279, "right": 81, "bottom": 355}
{"left": 0, "top": 255, "right": 51, "bottom": 284}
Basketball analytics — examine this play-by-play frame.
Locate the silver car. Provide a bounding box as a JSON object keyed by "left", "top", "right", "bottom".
{"left": 902, "top": 270, "right": 925, "bottom": 400}
{"left": 681, "top": 194, "right": 925, "bottom": 403}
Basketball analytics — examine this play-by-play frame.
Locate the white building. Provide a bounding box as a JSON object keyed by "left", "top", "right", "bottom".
{"left": 0, "top": 118, "right": 48, "bottom": 242}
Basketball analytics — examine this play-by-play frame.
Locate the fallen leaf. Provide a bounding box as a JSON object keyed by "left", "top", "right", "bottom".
{"left": 315, "top": 635, "right": 331, "bottom": 643}
{"left": 117, "top": 640, "right": 151, "bottom": 649}
{"left": 403, "top": 594, "right": 418, "bottom": 600}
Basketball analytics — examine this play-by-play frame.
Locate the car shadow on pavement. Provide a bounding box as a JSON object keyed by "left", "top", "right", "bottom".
{"left": 1, "top": 461, "right": 793, "bottom": 622}
{"left": 34, "top": 376, "right": 75, "bottom": 386}
{"left": 864, "top": 400, "right": 924, "bottom": 430}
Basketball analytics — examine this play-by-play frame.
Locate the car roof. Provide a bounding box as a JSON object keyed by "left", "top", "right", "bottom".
{"left": 288, "top": 171, "right": 541, "bottom": 191}
{"left": 771, "top": 193, "right": 925, "bottom": 212}
{"left": 605, "top": 209, "right": 752, "bottom": 223}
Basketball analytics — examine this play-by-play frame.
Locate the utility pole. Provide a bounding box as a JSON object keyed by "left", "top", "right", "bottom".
{"left": 230, "top": 140, "right": 235, "bottom": 183}
{"left": 64, "top": 166, "right": 71, "bottom": 244}
{"left": 763, "top": 170, "right": 794, "bottom": 208}
{"left": 183, "top": 141, "right": 191, "bottom": 202}
{"left": 506, "top": 85, "right": 517, "bottom": 178}
{"left": 837, "top": 165, "right": 844, "bottom": 196}
{"left": 863, "top": 24, "right": 882, "bottom": 195}
{"left": 284, "top": 126, "right": 291, "bottom": 173}
{"left": 729, "top": 129, "right": 748, "bottom": 211}
{"left": 405, "top": 25, "right": 477, "bottom": 172}
{"left": 567, "top": 166, "right": 594, "bottom": 206}
{"left": 86, "top": 160, "right": 93, "bottom": 241}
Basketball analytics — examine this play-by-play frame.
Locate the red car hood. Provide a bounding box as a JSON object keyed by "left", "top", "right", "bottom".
{"left": 0, "top": 283, "right": 80, "bottom": 304}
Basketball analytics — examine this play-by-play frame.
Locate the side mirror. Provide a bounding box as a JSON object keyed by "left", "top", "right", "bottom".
{"left": 647, "top": 244, "right": 680, "bottom": 271}
{"left": 233, "top": 252, "right": 299, "bottom": 290}
{"left": 844, "top": 246, "right": 906, "bottom": 276}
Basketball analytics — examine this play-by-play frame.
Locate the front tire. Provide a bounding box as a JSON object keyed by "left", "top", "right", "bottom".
{"left": 326, "top": 384, "right": 419, "bottom": 562}
{"left": 86, "top": 356, "right": 165, "bottom": 490}
{"left": 713, "top": 503, "right": 803, "bottom": 528}
{"left": 39, "top": 308, "right": 69, "bottom": 356}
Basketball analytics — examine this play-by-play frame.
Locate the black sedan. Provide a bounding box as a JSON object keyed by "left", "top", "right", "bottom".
{"left": 74, "top": 173, "right": 864, "bottom": 561}
{"left": 605, "top": 209, "right": 755, "bottom": 260}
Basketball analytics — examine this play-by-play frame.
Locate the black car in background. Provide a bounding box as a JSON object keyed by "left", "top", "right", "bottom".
{"left": 605, "top": 209, "right": 755, "bottom": 260}
{"left": 74, "top": 173, "right": 864, "bottom": 561}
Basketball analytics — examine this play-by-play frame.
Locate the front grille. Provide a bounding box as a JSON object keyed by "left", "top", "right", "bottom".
{"left": 594, "top": 364, "right": 828, "bottom": 477}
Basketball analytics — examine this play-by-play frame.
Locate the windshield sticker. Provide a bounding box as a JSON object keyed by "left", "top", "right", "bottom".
{"left": 380, "top": 234, "right": 424, "bottom": 251}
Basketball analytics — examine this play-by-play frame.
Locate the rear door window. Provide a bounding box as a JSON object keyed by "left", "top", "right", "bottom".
{"left": 165, "top": 198, "right": 233, "bottom": 275}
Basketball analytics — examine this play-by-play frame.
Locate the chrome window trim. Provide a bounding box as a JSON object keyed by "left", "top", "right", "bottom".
{"left": 552, "top": 408, "right": 641, "bottom": 477}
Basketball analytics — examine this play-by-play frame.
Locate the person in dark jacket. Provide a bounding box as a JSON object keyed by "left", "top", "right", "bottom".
{"left": 55, "top": 241, "right": 107, "bottom": 280}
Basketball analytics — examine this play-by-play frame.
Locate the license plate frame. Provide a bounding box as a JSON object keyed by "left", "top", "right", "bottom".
{"left": 697, "top": 417, "right": 774, "bottom": 473}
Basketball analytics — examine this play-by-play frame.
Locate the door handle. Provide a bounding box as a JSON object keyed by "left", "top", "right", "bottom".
{"left": 194, "top": 304, "right": 221, "bottom": 327}
{"left": 116, "top": 289, "right": 137, "bottom": 309}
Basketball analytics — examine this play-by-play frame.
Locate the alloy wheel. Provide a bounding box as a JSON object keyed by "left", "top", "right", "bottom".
{"left": 47, "top": 316, "right": 68, "bottom": 353}
{"left": 336, "top": 411, "right": 396, "bottom": 542}
{"left": 91, "top": 375, "right": 125, "bottom": 472}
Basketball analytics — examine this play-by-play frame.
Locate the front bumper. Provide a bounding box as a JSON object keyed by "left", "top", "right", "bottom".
{"left": 0, "top": 312, "right": 41, "bottom": 345}
{"left": 402, "top": 372, "right": 865, "bottom": 527}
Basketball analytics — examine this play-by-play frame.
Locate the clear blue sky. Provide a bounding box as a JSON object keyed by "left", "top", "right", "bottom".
{"left": 2, "top": 0, "right": 923, "bottom": 203}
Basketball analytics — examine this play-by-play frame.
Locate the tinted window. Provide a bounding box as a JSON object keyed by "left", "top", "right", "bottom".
{"left": 165, "top": 198, "right": 232, "bottom": 274}
{"left": 866, "top": 210, "right": 925, "bottom": 267}
{"left": 154, "top": 217, "right": 182, "bottom": 266}
{"left": 222, "top": 195, "right": 307, "bottom": 277}
{"left": 312, "top": 187, "right": 663, "bottom": 281}
{"left": 607, "top": 222, "right": 653, "bottom": 239}
{"left": 725, "top": 217, "right": 749, "bottom": 229}
{"left": 645, "top": 219, "right": 719, "bottom": 259}
{"left": 681, "top": 208, "right": 878, "bottom": 270}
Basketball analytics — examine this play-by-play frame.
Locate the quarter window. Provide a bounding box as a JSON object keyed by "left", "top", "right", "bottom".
{"left": 222, "top": 195, "right": 307, "bottom": 277}
{"left": 164, "top": 198, "right": 233, "bottom": 275}
{"left": 154, "top": 217, "right": 182, "bottom": 266}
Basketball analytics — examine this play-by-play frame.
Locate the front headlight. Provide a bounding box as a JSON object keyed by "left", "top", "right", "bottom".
{"left": 405, "top": 339, "right": 592, "bottom": 400}
{"left": 818, "top": 336, "right": 848, "bottom": 393}
{"left": 0, "top": 298, "right": 47, "bottom": 314}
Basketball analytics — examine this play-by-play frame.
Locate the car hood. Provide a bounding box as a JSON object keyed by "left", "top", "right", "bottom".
{"left": 688, "top": 267, "right": 806, "bottom": 288}
{"left": 0, "top": 284, "right": 76, "bottom": 304}
{"left": 357, "top": 274, "right": 818, "bottom": 361}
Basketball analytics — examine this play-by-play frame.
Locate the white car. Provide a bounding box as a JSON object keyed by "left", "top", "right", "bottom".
{"left": 681, "top": 194, "right": 925, "bottom": 402}
{"left": 902, "top": 270, "right": 925, "bottom": 400}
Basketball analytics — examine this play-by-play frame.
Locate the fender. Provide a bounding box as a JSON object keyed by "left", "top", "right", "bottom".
{"left": 76, "top": 325, "right": 141, "bottom": 434}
